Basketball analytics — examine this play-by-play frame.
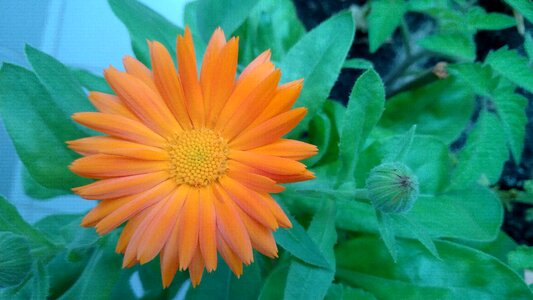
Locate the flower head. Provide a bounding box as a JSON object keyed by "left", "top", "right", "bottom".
{"left": 68, "top": 27, "right": 316, "bottom": 287}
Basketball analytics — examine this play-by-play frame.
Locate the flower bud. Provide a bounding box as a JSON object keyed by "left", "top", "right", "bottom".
{"left": 365, "top": 162, "right": 419, "bottom": 214}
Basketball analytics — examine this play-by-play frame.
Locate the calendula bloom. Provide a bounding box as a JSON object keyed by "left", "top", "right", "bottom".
{"left": 68, "top": 27, "right": 317, "bottom": 287}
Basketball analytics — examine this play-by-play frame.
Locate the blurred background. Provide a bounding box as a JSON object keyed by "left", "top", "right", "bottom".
{"left": 0, "top": 0, "right": 189, "bottom": 223}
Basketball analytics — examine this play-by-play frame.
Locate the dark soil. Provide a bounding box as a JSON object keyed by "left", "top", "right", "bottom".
{"left": 293, "top": 0, "right": 533, "bottom": 245}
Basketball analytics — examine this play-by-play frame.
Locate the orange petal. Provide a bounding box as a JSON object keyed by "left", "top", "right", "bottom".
{"left": 268, "top": 170, "right": 316, "bottom": 183}
{"left": 222, "top": 69, "right": 280, "bottom": 140}
{"left": 205, "top": 37, "right": 239, "bottom": 127}
{"left": 149, "top": 41, "right": 192, "bottom": 129}
{"left": 239, "top": 50, "right": 271, "bottom": 79}
{"left": 215, "top": 62, "right": 275, "bottom": 131}
{"left": 216, "top": 232, "right": 243, "bottom": 276}
{"left": 177, "top": 27, "right": 204, "bottom": 127}
{"left": 88, "top": 92, "right": 138, "bottom": 120}
{"left": 104, "top": 67, "right": 181, "bottom": 137}
{"left": 235, "top": 205, "right": 278, "bottom": 258}
{"left": 95, "top": 180, "right": 176, "bottom": 234}
{"left": 70, "top": 154, "right": 168, "bottom": 179}
{"left": 219, "top": 176, "right": 278, "bottom": 230}
{"left": 122, "top": 55, "right": 158, "bottom": 91}
{"left": 160, "top": 248, "right": 178, "bottom": 288}
{"left": 201, "top": 32, "right": 239, "bottom": 127}
{"left": 189, "top": 250, "right": 205, "bottom": 287}
{"left": 161, "top": 186, "right": 191, "bottom": 288}
{"left": 72, "top": 171, "right": 169, "bottom": 200}
{"left": 212, "top": 184, "right": 253, "bottom": 263}
{"left": 228, "top": 150, "right": 307, "bottom": 176}
{"left": 227, "top": 163, "right": 285, "bottom": 193}
{"left": 259, "top": 193, "right": 292, "bottom": 228}
{"left": 122, "top": 199, "right": 165, "bottom": 267}
{"left": 178, "top": 188, "right": 200, "bottom": 269}
{"left": 199, "top": 187, "right": 218, "bottom": 272}
{"left": 81, "top": 195, "right": 133, "bottom": 227}
{"left": 251, "top": 79, "right": 303, "bottom": 126}
{"left": 136, "top": 186, "right": 188, "bottom": 264}
{"left": 72, "top": 112, "right": 166, "bottom": 148}
{"left": 200, "top": 28, "right": 227, "bottom": 97}
{"left": 224, "top": 159, "right": 315, "bottom": 184}
{"left": 249, "top": 139, "right": 318, "bottom": 160}
{"left": 67, "top": 136, "right": 169, "bottom": 160}
{"left": 116, "top": 208, "right": 151, "bottom": 253}
{"left": 230, "top": 107, "right": 307, "bottom": 150}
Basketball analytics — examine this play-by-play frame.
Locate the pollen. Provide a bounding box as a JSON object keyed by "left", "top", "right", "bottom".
{"left": 167, "top": 128, "right": 228, "bottom": 187}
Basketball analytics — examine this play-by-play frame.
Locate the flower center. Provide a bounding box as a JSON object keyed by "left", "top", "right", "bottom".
{"left": 167, "top": 128, "right": 229, "bottom": 187}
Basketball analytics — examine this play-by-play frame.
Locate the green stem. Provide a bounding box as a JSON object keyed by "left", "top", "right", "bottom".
{"left": 383, "top": 50, "right": 430, "bottom": 87}
{"left": 286, "top": 187, "right": 369, "bottom": 201}
{"left": 387, "top": 70, "right": 438, "bottom": 97}
{"left": 400, "top": 19, "right": 412, "bottom": 57}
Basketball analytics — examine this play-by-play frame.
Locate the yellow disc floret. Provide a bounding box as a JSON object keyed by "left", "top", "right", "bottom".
{"left": 167, "top": 128, "right": 228, "bottom": 187}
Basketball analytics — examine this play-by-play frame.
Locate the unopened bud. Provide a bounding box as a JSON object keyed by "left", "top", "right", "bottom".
{"left": 365, "top": 162, "right": 419, "bottom": 213}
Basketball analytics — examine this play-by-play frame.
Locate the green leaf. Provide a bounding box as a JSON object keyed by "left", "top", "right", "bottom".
{"left": 410, "top": 186, "right": 503, "bottom": 242}
{"left": 284, "top": 200, "right": 337, "bottom": 300}
{"left": 448, "top": 63, "right": 526, "bottom": 161}
{"left": 196, "top": 0, "right": 259, "bottom": 42}
{"left": 451, "top": 110, "right": 508, "bottom": 188}
{"left": 0, "top": 232, "right": 32, "bottom": 288}
{"left": 337, "top": 69, "right": 385, "bottom": 186}
{"left": 183, "top": 1, "right": 208, "bottom": 58}
{"left": 326, "top": 284, "right": 377, "bottom": 300}
{"left": 234, "top": 0, "right": 306, "bottom": 63}
{"left": 383, "top": 125, "right": 416, "bottom": 163}
{"left": 0, "top": 260, "right": 50, "bottom": 300}
{"left": 336, "top": 236, "right": 533, "bottom": 299}
{"left": 0, "top": 64, "right": 90, "bottom": 190}
{"left": 25, "top": 45, "right": 94, "bottom": 117}
{"left": 274, "top": 211, "right": 330, "bottom": 269}
{"left": 486, "top": 46, "right": 533, "bottom": 94}
{"left": 356, "top": 135, "right": 451, "bottom": 194}
{"left": 186, "top": 259, "right": 261, "bottom": 300}
{"left": 307, "top": 100, "right": 345, "bottom": 167}
{"left": 45, "top": 252, "right": 89, "bottom": 299}
{"left": 31, "top": 261, "right": 50, "bottom": 300}
{"left": 58, "top": 236, "right": 122, "bottom": 300}
{"left": 35, "top": 214, "right": 100, "bottom": 255}
{"left": 281, "top": 11, "right": 355, "bottom": 137}
{"left": 367, "top": 0, "right": 407, "bottom": 52}
{"left": 108, "top": 0, "right": 182, "bottom": 66}
{"left": 407, "top": 0, "right": 449, "bottom": 12}
{"left": 110, "top": 269, "right": 136, "bottom": 300}
{"left": 493, "top": 92, "right": 527, "bottom": 162}
{"left": 447, "top": 62, "right": 498, "bottom": 97}
{"left": 258, "top": 263, "right": 289, "bottom": 300}
{"left": 391, "top": 214, "right": 440, "bottom": 259}
{"left": 379, "top": 77, "right": 475, "bottom": 144}
{"left": 508, "top": 246, "right": 533, "bottom": 269}
{"left": 70, "top": 68, "right": 112, "bottom": 94}
{"left": 306, "top": 112, "right": 332, "bottom": 166}
{"left": 375, "top": 211, "right": 399, "bottom": 262}
{"left": 461, "top": 231, "right": 517, "bottom": 264}
{"left": 466, "top": 7, "right": 515, "bottom": 30}
{"left": 418, "top": 32, "right": 476, "bottom": 61}
{"left": 343, "top": 58, "right": 374, "bottom": 70}
{"left": 0, "top": 196, "right": 54, "bottom": 253}
{"left": 286, "top": 180, "right": 502, "bottom": 242}
{"left": 22, "top": 167, "right": 68, "bottom": 200}
{"left": 504, "top": 0, "right": 533, "bottom": 23}
{"left": 525, "top": 34, "right": 533, "bottom": 63}
{"left": 136, "top": 258, "right": 185, "bottom": 299}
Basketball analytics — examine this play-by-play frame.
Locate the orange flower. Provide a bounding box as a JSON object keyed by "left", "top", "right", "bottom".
{"left": 68, "top": 27, "right": 317, "bottom": 287}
